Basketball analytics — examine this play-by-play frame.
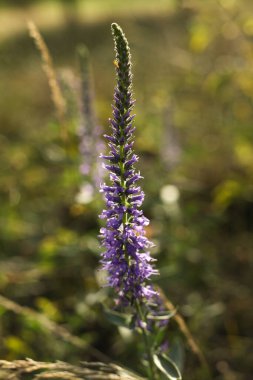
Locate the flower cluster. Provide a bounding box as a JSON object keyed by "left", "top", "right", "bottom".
{"left": 100, "top": 23, "right": 158, "bottom": 306}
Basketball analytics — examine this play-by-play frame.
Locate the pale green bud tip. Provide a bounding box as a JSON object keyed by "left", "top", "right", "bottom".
{"left": 111, "top": 23, "right": 128, "bottom": 43}
{"left": 111, "top": 22, "right": 130, "bottom": 58}
{"left": 111, "top": 22, "right": 121, "bottom": 35}
{"left": 77, "top": 44, "right": 89, "bottom": 61}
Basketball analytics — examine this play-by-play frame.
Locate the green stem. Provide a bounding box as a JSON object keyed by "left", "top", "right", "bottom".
{"left": 135, "top": 301, "right": 158, "bottom": 380}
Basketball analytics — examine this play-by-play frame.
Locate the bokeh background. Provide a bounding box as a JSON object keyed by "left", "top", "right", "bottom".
{"left": 1, "top": 1, "right": 253, "bottom": 379}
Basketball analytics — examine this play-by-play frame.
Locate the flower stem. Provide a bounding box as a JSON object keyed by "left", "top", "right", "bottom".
{"left": 135, "top": 301, "right": 159, "bottom": 380}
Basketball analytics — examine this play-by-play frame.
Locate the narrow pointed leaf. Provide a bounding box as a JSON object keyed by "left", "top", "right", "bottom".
{"left": 153, "top": 326, "right": 167, "bottom": 348}
{"left": 105, "top": 309, "right": 132, "bottom": 327}
{"left": 169, "top": 338, "right": 185, "bottom": 373}
{"left": 153, "top": 354, "right": 182, "bottom": 380}
{"left": 147, "top": 309, "right": 177, "bottom": 321}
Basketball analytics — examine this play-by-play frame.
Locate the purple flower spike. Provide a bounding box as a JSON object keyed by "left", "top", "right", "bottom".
{"left": 99, "top": 23, "right": 159, "bottom": 306}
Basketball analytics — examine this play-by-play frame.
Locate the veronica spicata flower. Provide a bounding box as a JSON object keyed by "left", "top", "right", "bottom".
{"left": 99, "top": 23, "right": 159, "bottom": 306}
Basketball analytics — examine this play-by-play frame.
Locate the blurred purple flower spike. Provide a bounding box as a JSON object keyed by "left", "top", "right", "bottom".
{"left": 77, "top": 45, "right": 104, "bottom": 191}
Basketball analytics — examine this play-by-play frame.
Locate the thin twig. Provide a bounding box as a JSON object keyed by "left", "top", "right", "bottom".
{"left": 156, "top": 286, "right": 209, "bottom": 370}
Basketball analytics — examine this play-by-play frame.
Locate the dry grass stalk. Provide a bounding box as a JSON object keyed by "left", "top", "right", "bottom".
{"left": 156, "top": 286, "right": 209, "bottom": 369}
{"left": 27, "top": 21, "right": 66, "bottom": 127}
{"left": 0, "top": 359, "right": 145, "bottom": 380}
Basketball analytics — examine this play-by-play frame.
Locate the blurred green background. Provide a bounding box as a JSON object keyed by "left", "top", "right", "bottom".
{"left": 1, "top": 0, "right": 253, "bottom": 379}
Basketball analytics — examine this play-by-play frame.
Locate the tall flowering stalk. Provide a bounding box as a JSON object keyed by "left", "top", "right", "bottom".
{"left": 100, "top": 23, "right": 161, "bottom": 380}
{"left": 73, "top": 46, "right": 105, "bottom": 205}
{"left": 100, "top": 23, "right": 158, "bottom": 308}
{"left": 77, "top": 46, "right": 104, "bottom": 198}
{"left": 161, "top": 105, "right": 182, "bottom": 170}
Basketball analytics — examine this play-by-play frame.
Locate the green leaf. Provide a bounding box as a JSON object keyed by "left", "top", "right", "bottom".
{"left": 147, "top": 309, "right": 177, "bottom": 321}
{"left": 153, "top": 354, "right": 182, "bottom": 380}
{"left": 153, "top": 326, "right": 167, "bottom": 348}
{"left": 169, "top": 338, "right": 185, "bottom": 373}
{"left": 104, "top": 309, "right": 132, "bottom": 328}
